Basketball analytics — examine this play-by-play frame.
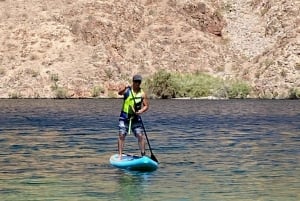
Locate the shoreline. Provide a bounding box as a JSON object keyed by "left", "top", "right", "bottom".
{"left": 0, "top": 96, "right": 298, "bottom": 100}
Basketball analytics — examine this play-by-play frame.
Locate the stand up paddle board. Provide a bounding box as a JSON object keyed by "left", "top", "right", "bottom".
{"left": 109, "top": 154, "right": 158, "bottom": 172}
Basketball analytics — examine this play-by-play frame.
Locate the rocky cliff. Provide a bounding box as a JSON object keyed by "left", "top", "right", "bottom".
{"left": 0, "top": 0, "right": 299, "bottom": 98}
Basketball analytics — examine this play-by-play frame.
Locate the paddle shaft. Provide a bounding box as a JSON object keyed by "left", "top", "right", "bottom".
{"left": 139, "top": 116, "right": 158, "bottom": 162}
{"left": 128, "top": 117, "right": 132, "bottom": 135}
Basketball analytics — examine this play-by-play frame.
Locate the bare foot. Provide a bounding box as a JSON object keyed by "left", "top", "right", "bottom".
{"left": 118, "top": 154, "right": 122, "bottom": 160}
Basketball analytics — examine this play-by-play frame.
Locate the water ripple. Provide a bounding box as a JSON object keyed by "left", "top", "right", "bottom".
{"left": 0, "top": 99, "right": 299, "bottom": 201}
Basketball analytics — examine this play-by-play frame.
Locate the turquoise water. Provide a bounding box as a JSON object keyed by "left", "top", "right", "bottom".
{"left": 0, "top": 99, "right": 299, "bottom": 200}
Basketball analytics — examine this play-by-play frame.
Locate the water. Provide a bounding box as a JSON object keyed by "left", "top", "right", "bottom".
{"left": 0, "top": 99, "right": 299, "bottom": 201}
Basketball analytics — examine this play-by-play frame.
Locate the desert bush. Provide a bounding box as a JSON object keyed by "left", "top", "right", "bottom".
{"left": 280, "top": 69, "right": 287, "bottom": 77}
{"left": 91, "top": 86, "right": 104, "bottom": 97}
{"left": 226, "top": 81, "right": 251, "bottom": 99}
{"left": 107, "top": 90, "right": 117, "bottom": 98}
{"left": 144, "top": 70, "right": 251, "bottom": 99}
{"left": 25, "top": 68, "right": 39, "bottom": 77}
{"left": 9, "top": 92, "right": 22, "bottom": 99}
{"left": 288, "top": 88, "right": 300, "bottom": 99}
{"left": 295, "top": 63, "right": 300, "bottom": 70}
{"left": 0, "top": 68, "right": 5, "bottom": 76}
{"left": 173, "top": 73, "right": 223, "bottom": 98}
{"left": 50, "top": 73, "right": 59, "bottom": 82}
{"left": 144, "top": 70, "right": 179, "bottom": 99}
{"left": 104, "top": 68, "right": 114, "bottom": 80}
{"left": 54, "top": 87, "right": 69, "bottom": 99}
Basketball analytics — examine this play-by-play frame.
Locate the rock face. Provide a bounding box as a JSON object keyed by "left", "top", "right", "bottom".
{"left": 223, "top": 0, "right": 300, "bottom": 98}
{"left": 0, "top": 0, "right": 299, "bottom": 98}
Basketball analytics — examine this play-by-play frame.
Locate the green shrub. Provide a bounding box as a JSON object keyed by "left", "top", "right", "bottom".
{"left": 175, "top": 73, "right": 223, "bottom": 98}
{"left": 288, "top": 88, "right": 300, "bottom": 99}
{"left": 50, "top": 73, "right": 59, "bottom": 82}
{"left": 226, "top": 81, "right": 251, "bottom": 99}
{"left": 144, "top": 70, "right": 251, "bottom": 99}
{"left": 144, "top": 70, "right": 179, "bottom": 99}
{"left": 54, "top": 87, "right": 69, "bottom": 99}
{"left": 9, "top": 92, "right": 22, "bottom": 99}
{"left": 91, "top": 86, "right": 104, "bottom": 97}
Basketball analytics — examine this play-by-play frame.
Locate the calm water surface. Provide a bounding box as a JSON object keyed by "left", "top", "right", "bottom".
{"left": 0, "top": 99, "right": 299, "bottom": 201}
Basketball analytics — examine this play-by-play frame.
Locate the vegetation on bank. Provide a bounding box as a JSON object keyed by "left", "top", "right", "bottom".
{"left": 6, "top": 69, "right": 299, "bottom": 99}
{"left": 288, "top": 88, "right": 300, "bottom": 99}
{"left": 143, "top": 70, "right": 251, "bottom": 99}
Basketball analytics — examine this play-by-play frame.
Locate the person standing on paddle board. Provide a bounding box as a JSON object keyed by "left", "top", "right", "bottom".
{"left": 117, "top": 74, "right": 149, "bottom": 160}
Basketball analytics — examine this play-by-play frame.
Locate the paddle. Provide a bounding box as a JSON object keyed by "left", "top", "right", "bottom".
{"left": 128, "top": 117, "right": 133, "bottom": 135}
{"left": 138, "top": 115, "right": 159, "bottom": 163}
{"left": 129, "top": 87, "right": 159, "bottom": 163}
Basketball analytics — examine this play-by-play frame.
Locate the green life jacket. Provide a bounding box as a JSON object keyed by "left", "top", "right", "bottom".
{"left": 120, "top": 88, "right": 143, "bottom": 119}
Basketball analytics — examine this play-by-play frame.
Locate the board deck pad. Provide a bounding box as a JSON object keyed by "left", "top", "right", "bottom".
{"left": 109, "top": 154, "right": 158, "bottom": 172}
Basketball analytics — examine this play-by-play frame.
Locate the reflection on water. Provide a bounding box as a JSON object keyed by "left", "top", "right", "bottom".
{"left": 0, "top": 99, "right": 299, "bottom": 201}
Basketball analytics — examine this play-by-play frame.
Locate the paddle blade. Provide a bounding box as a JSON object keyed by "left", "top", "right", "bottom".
{"left": 151, "top": 154, "right": 159, "bottom": 163}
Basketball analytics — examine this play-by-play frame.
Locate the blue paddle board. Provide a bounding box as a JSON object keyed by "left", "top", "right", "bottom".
{"left": 109, "top": 154, "right": 158, "bottom": 172}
